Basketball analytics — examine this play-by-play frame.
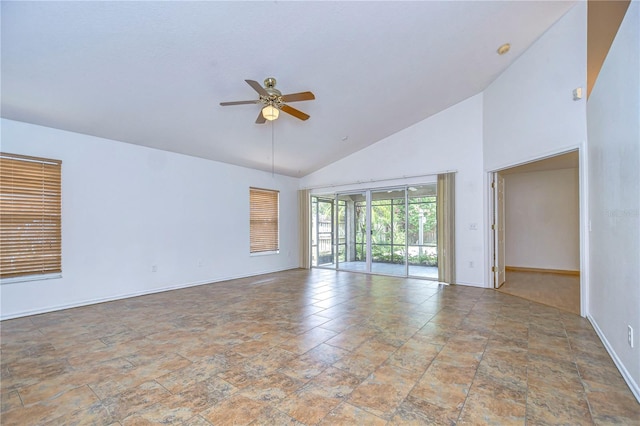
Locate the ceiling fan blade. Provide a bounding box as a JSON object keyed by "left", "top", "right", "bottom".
{"left": 245, "top": 80, "right": 268, "bottom": 97}
{"left": 255, "top": 110, "right": 267, "bottom": 124}
{"left": 281, "top": 104, "right": 310, "bottom": 121}
{"left": 220, "top": 100, "right": 259, "bottom": 106}
{"left": 281, "top": 91, "right": 315, "bottom": 102}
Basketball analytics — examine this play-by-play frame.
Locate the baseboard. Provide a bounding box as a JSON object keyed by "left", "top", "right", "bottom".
{"left": 0, "top": 267, "right": 299, "bottom": 321}
{"left": 587, "top": 314, "right": 640, "bottom": 403}
{"left": 506, "top": 266, "right": 580, "bottom": 276}
{"left": 453, "top": 280, "right": 486, "bottom": 288}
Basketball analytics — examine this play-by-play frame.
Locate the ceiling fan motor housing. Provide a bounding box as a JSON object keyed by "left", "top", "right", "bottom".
{"left": 262, "top": 78, "right": 282, "bottom": 106}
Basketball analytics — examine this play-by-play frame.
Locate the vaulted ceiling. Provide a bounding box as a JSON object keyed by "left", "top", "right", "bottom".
{"left": 1, "top": 1, "right": 576, "bottom": 177}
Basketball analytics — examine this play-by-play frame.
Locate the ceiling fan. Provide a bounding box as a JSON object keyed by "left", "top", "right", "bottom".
{"left": 220, "top": 77, "right": 315, "bottom": 124}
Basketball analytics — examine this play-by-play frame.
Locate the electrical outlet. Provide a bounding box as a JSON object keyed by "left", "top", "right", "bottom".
{"left": 151, "top": 265, "right": 157, "bottom": 273}
{"left": 197, "top": 259, "right": 203, "bottom": 267}
{"left": 629, "top": 325, "right": 634, "bottom": 348}
{"left": 469, "top": 261, "right": 474, "bottom": 268}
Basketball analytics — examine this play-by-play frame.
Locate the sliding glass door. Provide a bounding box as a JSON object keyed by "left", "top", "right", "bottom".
{"left": 311, "top": 183, "right": 439, "bottom": 280}
{"left": 407, "top": 185, "right": 438, "bottom": 279}
{"left": 371, "top": 188, "right": 407, "bottom": 276}
{"left": 311, "top": 197, "right": 335, "bottom": 268}
{"left": 311, "top": 194, "right": 358, "bottom": 270}
{"left": 336, "top": 192, "right": 367, "bottom": 273}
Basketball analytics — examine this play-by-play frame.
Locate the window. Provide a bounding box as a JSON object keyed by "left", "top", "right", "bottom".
{"left": 0, "top": 153, "right": 62, "bottom": 279}
{"left": 249, "top": 187, "right": 279, "bottom": 253}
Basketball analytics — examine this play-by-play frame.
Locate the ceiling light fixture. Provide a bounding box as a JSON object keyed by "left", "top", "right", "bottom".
{"left": 497, "top": 43, "right": 511, "bottom": 55}
{"left": 262, "top": 105, "right": 279, "bottom": 121}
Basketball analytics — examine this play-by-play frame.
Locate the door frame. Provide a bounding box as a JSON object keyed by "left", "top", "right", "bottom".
{"left": 485, "top": 147, "right": 588, "bottom": 317}
{"left": 492, "top": 172, "right": 506, "bottom": 288}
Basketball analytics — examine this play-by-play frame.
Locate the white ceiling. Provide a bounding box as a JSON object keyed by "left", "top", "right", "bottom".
{"left": 1, "top": 1, "right": 576, "bottom": 177}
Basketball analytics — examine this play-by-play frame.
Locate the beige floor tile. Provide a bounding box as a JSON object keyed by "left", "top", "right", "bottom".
{"left": 333, "top": 352, "right": 383, "bottom": 380}
{"left": 304, "top": 343, "right": 350, "bottom": 365}
{"left": 583, "top": 380, "right": 640, "bottom": 425}
{"left": 320, "top": 401, "right": 387, "bottom": 425}
{"left": 279, "top": 327, "right": 336, "bottom": 355}
{"left": 174, "top": 376, "right": 238, "bottom": 414}
{"left": 1, "top": 385, "right": 101, "bottom": 426}
{"left": 348, "top": 363, "right": 418, "bottom": 419}
{"left": 154, "top": 356, "right": 228, "bottom": 394}
{"left": 200, "top": 393, "right": 268, "bottom": 425}
{"left": 325, "top": 326, "right": 378, "bottom": 351}
{"left": 457, "top": 391, "right": 526, "bottom": 425}
{"left": 248, "top": 405, "right": 305, "bottom": 425}
{"left": 238, "top": 371, "right": 304, "bottom": 403}
{"left": 50, "top": 401, "right": 115, "bottom": 425}
{"left": 388, "top": 338, "right": 442, "bottom": 374}
{"left": 277, "top": 353, "right": 329, "bottom": 381}
{"left": 409, "top": 360, "right": 478, "bottom": 411}
{"left": 390, "top": 395, "right": 461, "bottom": 425}
{"left": 526, "top": 383, "right": 593, "bottom": 425}
{"left": 275, "top": 385, "right": 342, "bottom": 425}
{"left": 121, "top": 400, "right": 197, "bottom": 425}
{"left": 102, "top": 381, "right": 171, "bottom": 421}
{"left": 182, "top": 415, "right": 212, "bottom": 426}
{"left": 0, "top": 390, "right": 22, "bottom": 413}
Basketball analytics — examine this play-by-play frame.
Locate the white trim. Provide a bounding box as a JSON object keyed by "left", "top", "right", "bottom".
{"left": 0, "top": 267, "right": 298, "bottom": 321}
{"left": 588, "top": 314, "right": 640, "bottom": 403}
{"left": 578, "top": 143, "right": 589, "bottom": 317}
{"left": 484, "top": 145, "right": 581, "bottom": 174}
{"left": 0, "top": 273, "right": 62, "bottom": 285}
{"left": 250, "top": 250, "right": 280, "bottom": 257}
{"left": 305, "top": 172, "right": 446, "bottom": 193}
{"left": 484, "top": 172, "right": 493, "bottom": 288}
{"left": 454, "top": 280, "right": 485, "bottom": 288}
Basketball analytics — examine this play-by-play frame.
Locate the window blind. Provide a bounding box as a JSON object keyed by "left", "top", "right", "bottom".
{"left": 250, "top": 187, "right": 279, "bottom": 253}
{"left": 0, "top": 153, "right": 62, "bottom": 279}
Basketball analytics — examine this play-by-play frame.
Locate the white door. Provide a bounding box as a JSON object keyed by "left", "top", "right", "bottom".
{"left": 494, "top": 173, "right": 506, "bottom": 288}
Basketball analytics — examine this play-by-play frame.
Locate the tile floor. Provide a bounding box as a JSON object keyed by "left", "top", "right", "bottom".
{"left": 1, "top": 269, "right": 639, "bottom": 425}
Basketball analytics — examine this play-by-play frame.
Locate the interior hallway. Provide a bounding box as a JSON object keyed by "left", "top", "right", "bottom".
{"left": 1, "top": 269, "right": 638, "bottom": 425}
{"left": 498, "top": 270, "right": 580, "bottom": 315}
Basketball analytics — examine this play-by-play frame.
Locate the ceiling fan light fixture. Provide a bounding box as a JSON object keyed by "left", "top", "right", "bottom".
{"left": 262, "top": 105, "right": 279, "bottom": 121}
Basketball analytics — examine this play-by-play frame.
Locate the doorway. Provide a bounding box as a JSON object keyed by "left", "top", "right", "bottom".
{"left": 490, "top": 151, "right": 581, "bottom": 314}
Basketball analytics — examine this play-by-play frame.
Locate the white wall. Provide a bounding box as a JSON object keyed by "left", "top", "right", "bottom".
{"left": 587, "top": 1, "right": 640, "bottom": 399}
{"left": 504, "top": 168, "right": 580, "bottom": 271}
{"left": 301, "top": 94, "right": 485, "bottom": 287}
{"left": 483, "top": 3, "right": 587, "bottom": 171}
{"left": 0, "top": 119, "right": 300, "bottom": 319}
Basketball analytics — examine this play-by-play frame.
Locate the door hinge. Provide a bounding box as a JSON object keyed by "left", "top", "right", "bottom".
{"left": 491, "top": 181, "right": 495, "bottom": 189}
{"left": 492, "top": 266, "right": 496, "bottom": 272}
{"left": 491, "top": 224, "right": 495, "bottom": 230}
